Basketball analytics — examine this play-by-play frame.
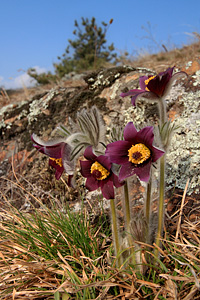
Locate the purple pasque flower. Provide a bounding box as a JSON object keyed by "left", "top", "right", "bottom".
{"left": 121, "top": 67, "right": 187, "bottom": 106}
{"left": 105, "top": 122, "right": 165, "bottom": 182}
{"left": 80, "top": 146, "right": 124, "bottom": 200}
{"left": 31, "top": 134, "right": 74, "bottom": 183}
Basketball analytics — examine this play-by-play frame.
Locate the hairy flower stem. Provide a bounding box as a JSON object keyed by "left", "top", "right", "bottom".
{"left": 143, "top": 175, "right": 152, "bottom": 265}
{"left": 155, "top": 99, "right": 167, "bottom": 257}
{"left": 144, "top": 174, "right": 152, "bottom": 248}
{"left": 123, "top": 181, "right": 136, "bottom": 266}
{"left": 124, "top": 181, "right": 131, "bottom": 231}
{"left": 145, "top": 176, "right": 152, "bottom": 227}
{"left": 110, "top": 199, "right": 121, "bottom": 267}
{"left": 158, "top": 98, "right": 167, "bottom": 126}
{"left": 155, "top": 153, "right": 166, "bottom": 256}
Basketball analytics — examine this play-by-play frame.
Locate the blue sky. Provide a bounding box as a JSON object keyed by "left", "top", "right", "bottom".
{"left": 1, "top": 0, "right": 200, "bottom": 89}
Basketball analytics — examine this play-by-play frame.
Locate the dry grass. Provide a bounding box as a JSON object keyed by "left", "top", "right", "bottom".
{"left": 118, "top": 39, "right": 200, "bottom": 73}
{"left": 0, "top": 160, "right": 200, "bottom": 299}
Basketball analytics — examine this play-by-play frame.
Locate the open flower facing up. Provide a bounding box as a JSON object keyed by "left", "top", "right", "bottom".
{"left": 31, "top": 134, "right": 74, "bottom": 184}
{"left": 80, "top": 146, "right": 124, "bottom": 200}
{"left": 120, "top": 67, "right": 187, "bottom": 106}
{"left": 105, "top": 122, "right": 165, "bottom": 182}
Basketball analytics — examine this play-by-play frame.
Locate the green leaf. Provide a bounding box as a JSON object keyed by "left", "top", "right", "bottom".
{"left": 62, "top": 293, "right": 70, "bottom": 300}
{"left": 54, "top": 291, "right": 60, "bottom": 300}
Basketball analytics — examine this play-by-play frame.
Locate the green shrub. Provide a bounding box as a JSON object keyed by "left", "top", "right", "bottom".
{"left": 28, "top": 17, "right": 117, "bottom": 85}
{"left": 27, "top": 68, "right": 57, "bottom": 85}
{"left": 54, "top": 17, "right": 117, "bottom": 77}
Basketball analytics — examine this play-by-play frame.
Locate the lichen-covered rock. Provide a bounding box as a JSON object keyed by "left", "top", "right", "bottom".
{"left": 166, "top": 89, "right": 200, "bottom": 194}
{"left": 0, "top": 65, "right": 199, "bottom": 196}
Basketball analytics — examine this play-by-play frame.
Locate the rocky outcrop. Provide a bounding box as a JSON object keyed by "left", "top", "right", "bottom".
{"left": 0, "top": 65, "right": 199, "bottom": 200}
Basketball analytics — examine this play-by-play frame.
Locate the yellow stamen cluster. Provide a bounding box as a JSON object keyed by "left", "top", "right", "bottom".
{"left": 128, "top": 143, "right": 151, "bottom": 164}
{"left": 144, "top": 75, "right": 156, "bottom": 91}
{"left": 49, "top": 157, "right": 63, "bottom": 167}
{"left": 90, "top": 161, "right": 110, "bottom": 180}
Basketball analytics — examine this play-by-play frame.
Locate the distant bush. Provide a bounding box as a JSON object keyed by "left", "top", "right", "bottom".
{"left": 54, "top": 17, "right": 117, "bottom": 77}
{"left": 27, "top": 68, "right": 57, "bottom": 85}
{"left": 28, "top": 17, "right": 117, "bottom": 85}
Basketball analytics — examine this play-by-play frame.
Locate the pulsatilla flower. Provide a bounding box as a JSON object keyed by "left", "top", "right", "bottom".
{"left": 80, "top": 146, "right": 124, "bottom": 200}
{"left": 120, "top": 67, "right": 187, "bottom": 106}
{"left": 31, "top": 134, "right": 74, "bottom": 183}
{"left": 105, "top": 122, "right": 165, "bottom": 182}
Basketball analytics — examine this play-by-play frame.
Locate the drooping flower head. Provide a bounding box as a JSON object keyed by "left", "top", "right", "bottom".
{"left": 105, "top": 122, "right": 165, "bottom": 182}
{"left": 31, "top": 134, "right": 74, "bottom": 184}
{"left": 80, "top": 146, "right": 124, "bottom": 200}
{"left": 121, "top": 67, "right": 187, "bottom": 106}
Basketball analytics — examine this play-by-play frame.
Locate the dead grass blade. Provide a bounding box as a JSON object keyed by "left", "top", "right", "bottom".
{"left": 175, "top": 179, "right": 190, "bottom": 241}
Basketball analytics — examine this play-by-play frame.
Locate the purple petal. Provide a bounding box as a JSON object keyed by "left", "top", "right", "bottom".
{"left": 130, "top": 94, "right": 139, "bottom": 106}
{"left": 61, "top": 144, "right": 74, "bottom": 175}
{"left": 163, "top": 71, "right": 188, "bottom": 99}
{"left": 111, "top": 173, "right": 124, "bottom": 188}
{"left": 54, "top": 170, "right": 63, "bottom": 180}
{"left": 32, "top": 135, "right": 64, "bottom": 157}
{"left": 32, "top": 142, "right": 63, "bottom": 158}
{"left": 85, "top": 176, "right": 99, "bottom": 191}
{"left": 139, "top": 76, "right": 149, "bottom": 90}
{"left": 118, "top": 162, "right": 137, "bottom": 181}
{"left": 119, "top": 160, "right": 152, "bottom": 182}
{"left": 105, "top": 141, "right": 131, "bottom": 164}
{"left": 33, "top": 144, "right": 45, "bottom": 152}
{"left": 120, "top": 89, "right": 143, "bottom": 97}
{"left": 134, "top": 161, "right": 152, "bottom": 182}
{"left": 84, "top": 146, "right": 97, "bottom": 161}
{"left": 100, "top": 178, "right": 114, "bottom": 199}
{"left": 147, "top": 67, "right": 173, "bottom": 96}
{"left": 120, "top": 89, "right": 147, "bottom": 106}
{"left": 136, "top": 126, "right": 154, "bottom": 147}
{"left": 31, "top": 134, "right": 64, "bottom": 147}
{"left": 97, "top": 155, "right": 111, "bottom": 171}
{"left": 147, "top": 77, "right": 165, "bottom": 96}
{"left": 80, "top": 160, "right": 93, "bottom": 178}
{"left": 32, "top": 134, "right": 74, "bottom": 178}
{"left": 49, "top": 159, "right": 64, "bottom": 180}
{"left": 44, "top": 146, "right": 63, "bottom": 158}
{"left": 124, "top": 122, "right": 138, "bottom": 142}
{"left": 124, "top": 89, "right": 151, "bottom": 106}
{"left": 158, "top": 67, "right": 174, "bottom": 77}
{"left": 121, "top": 89, "right": 159, "bottom": 106}
{"left": 151, "top": 146, "right": 165, "bottom": 162}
